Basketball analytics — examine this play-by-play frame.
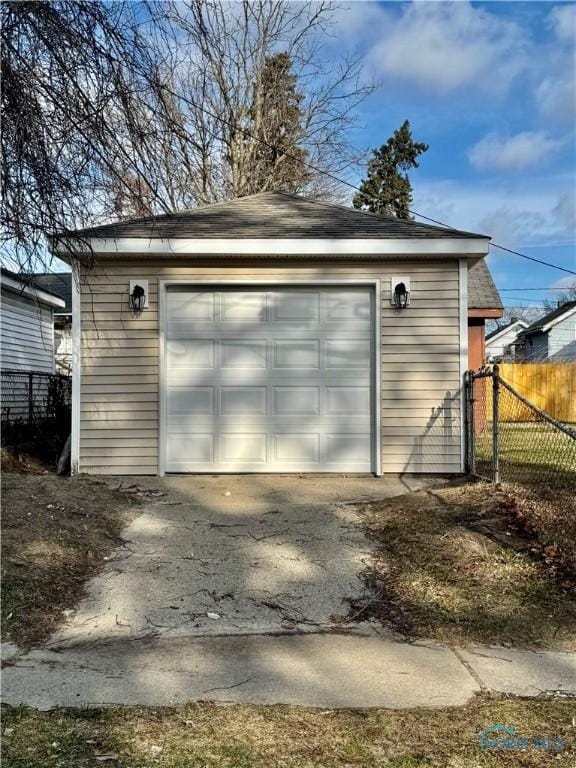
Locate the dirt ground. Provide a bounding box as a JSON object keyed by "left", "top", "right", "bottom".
{"left": 1, "top": 466, "right": 142, "bottom": 647}
{"left": 356, "top": 480, "right": 576, "bottom": 650}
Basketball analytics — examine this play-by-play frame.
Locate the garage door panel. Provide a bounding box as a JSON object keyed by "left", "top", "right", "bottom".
{"left": 273, "top": 434, "right": 320, "bottom": 462}
{"left": 221, "top": 292, "right": 266, "bottom": 322}
{"left": 273, "top": 339, "right": 320, "bottom": 368}
{"left": 326, "top": 339, "right": 371, "bottom": 369}
{"left": 168, "top": 415, "right": 371, "bottom": 431}
{"left": 221, "top": 433, "right": 267, "bottom": 462}
{"left": 167, "top": 434, "right": 214, "bottom": 462}
{"left": 269, "top": 291, "right": 319, "bottom": 322}
{"left": 273, "top": 386, "right": 320, "bottom": 415}
{"left": 165, "top": 287, "right": 374, "bottom": 472}
{"left": 325, "top": 290, "right": 372, "bottom": 325}
{"left": 168, "top": 386, "right": 214, "bottom": 415}
{"left": 221, "top": 339, "right": 267, "bottom": 368}
{"left": 326, "top": 386, "right": 371, "bottom": 415}
{"left": 221, "top": 386, "right": 267, "bottom": 415}
{"left": 167, "top": 291, "right": 214, "bottom": 322}
{"left": 167, "top": 339, "right": 215, "bottom": 368}
{"left": 326, "top": 433, "right": 372, "bottom": 463}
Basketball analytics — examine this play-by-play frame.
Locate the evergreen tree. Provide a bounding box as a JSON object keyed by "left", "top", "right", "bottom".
{"left": 353, "top": 120, "right": 428, "bottom": 219}
{"left": 245, "top": 52, "right": 311, "bottom": 194}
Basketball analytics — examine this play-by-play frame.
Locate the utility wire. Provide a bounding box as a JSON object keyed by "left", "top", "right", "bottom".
{"left": 157, "top": 81, "right": 576, "bottom": 276}
{"left": 499, "top": 287, "right": 575, "bottom": 291}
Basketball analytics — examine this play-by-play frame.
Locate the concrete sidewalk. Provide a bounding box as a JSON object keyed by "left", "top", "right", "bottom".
{"left": 3, "top": 633, "right": 575, "bottom": 710}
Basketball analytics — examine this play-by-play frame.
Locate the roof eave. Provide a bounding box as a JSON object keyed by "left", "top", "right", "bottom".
{"left": 469, "top": 308, "right": 504, "bottom": 319}
{"left": 1, "top": 273, "right": 66, "bottom": 308}
{"left": 542, "top": 305, "right": 576, "bottom": 332}
{"left": 54, "top": 235, "right": 491, "bottom": 257}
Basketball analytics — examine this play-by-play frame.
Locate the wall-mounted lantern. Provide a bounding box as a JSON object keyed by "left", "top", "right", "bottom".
{"left": 391, "top": 276, "right": 411, "bottom": 309}
{"left": 129, "top": 280, "right": 149, "bottom": 313}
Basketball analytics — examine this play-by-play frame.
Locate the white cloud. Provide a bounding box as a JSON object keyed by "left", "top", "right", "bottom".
{"left": 413, "top": 178, "right": 575, "bottom": 249}
{"left": 535, "top": 75, "right": 576, "bottom": 122}
{"left": 548, "top": 4, "right": 576, "bottom": 41}
{"left": 468, "top": 131, "right": 563, "bottom": 172}
{"left": 363, "top": 1, "right": 526, "bottom": 94}
{"left": 552, "top": 191, "right": 576, "bottom": 231}
{"left": 531, "top": 6, "right": 576, "bottom": 122}
{"left": 551, "top": 275, "right": 576, "bottom": 291}
{"left": 478, "top": 208, "right": 546, "bottom": 248}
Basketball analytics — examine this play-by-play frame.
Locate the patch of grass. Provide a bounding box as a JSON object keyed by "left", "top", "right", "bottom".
{"left": 475, "top": 421, "right": 576, "bottom": 485}
{"left": 2, "top": 696, "right": 573, "bottom": 767}
{"left": 1, "top": 472, "right": 140, "bottom": 647}
{"left": 356, "top": 481, "right": 576, "bottom": 650}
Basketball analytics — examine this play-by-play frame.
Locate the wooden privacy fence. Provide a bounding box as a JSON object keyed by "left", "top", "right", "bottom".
{"left": 496, "top": 363, "right": 576, "bottom": 424}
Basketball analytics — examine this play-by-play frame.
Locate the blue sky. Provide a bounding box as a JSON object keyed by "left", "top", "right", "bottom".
{"left": 331, "top": 0, "right": 576, "bottom": 309}
{"left": 48, "top": 1, "right": 575, "bottom": 311}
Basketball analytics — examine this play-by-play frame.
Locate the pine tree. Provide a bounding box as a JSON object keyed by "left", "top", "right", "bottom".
{"left": 246, "top": 52, "right": 311, "bottom": 194}
{"left": 353, "top": 120, "right": 428, "bottom": 219}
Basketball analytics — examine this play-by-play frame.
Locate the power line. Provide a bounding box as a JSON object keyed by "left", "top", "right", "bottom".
{"left": 500, "top": 296, "right": 551, "bottom": 303}
{"left": 158, "top": 81, "right": 576, "bottom": 276}
{"left": 499, "top": 287, "right": 575, "bottom": 291}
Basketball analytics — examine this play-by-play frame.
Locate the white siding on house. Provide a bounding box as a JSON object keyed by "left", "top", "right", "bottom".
{"left": 485, "top": 322, "right": 526, "bottom": 361}
{"left": 548, "top": 313, "right": 576, "bottom": 361}
{"left": 1, "top": 288, "right": 55, "bottom": 372}
{"left": 78, "top": 258, "right": 463, "bottom": 475}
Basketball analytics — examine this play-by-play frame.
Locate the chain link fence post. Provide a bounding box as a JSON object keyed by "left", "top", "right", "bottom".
{"left": 28, "top": 371, "right": 34, "bottom": 424}
{"left": 492, "top": 364, "right": 500, "bottom": 483}
{"left": 464, "top": 370, "right": 475, "bottom": 474}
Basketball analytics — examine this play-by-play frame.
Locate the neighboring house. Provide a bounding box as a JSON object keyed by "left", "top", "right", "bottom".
{"left": 485, "top": 319, "right": 529, "bottom": 362}
{"left": 31, "top": 273, "right": 73, "bottom": 373}
{"left": 515, "top": 301, "right": 576, "bottom": 362}
{"left": 53, "top": 191, "right": 495, "bottom": 476}
{"left": 1, "top": 269, "right": 66, "bottom": 423}
{"left": 467, "top": 259, "right": 504, "bottom": 370}
{"left": 1, "top": 268, "right": 65, "bottom": 372}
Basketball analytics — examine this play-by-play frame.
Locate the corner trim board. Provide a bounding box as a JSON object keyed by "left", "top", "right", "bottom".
{"left": 71, "top": 263, "right": 81, "bottom": 474}
{"left": 459, "top": 258, "right": 468, "bottom": 472}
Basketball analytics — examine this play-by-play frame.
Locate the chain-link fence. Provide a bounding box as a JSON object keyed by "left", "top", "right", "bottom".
{"left": 1, "top": 369, "right": 71, "bottom": 437}
{"left": 465, "top": 365, "right": 576, "bottom": 487}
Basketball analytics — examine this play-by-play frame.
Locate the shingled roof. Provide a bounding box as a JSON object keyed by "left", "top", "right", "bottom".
{"left": 64, "top": 191, "right": 487, "bottom": 241}
{"left": 518, "top": 300, "right": 576, "bottom": 336}
{"left": 30, "top": 272, "right": 72, "bottom": 314}
{"left": 468, "top": 259, "right": 503, "bottom": 310}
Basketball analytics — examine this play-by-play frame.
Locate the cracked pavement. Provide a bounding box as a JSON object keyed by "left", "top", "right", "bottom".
{"left": 46, "top": 474, "right": 441, "bottom": 647}
{"left": 3, "top": 474, "right": 575, "bottom": 710}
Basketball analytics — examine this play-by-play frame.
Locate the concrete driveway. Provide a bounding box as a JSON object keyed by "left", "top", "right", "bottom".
{"left": 6, "top": 473, "right": 576, "bottom": 711}
{"left": 49, "top": 474, "right": 439, "bottom": 647}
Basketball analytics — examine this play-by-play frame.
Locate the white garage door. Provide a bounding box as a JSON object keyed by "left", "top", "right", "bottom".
{"left": 164, "top": 286, "right": 374, "bottom": 473}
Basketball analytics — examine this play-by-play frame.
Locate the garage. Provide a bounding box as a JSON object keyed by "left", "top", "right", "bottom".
{"left": 163, "top": 285, "right": 376, "bottom": 473}
{"left": 63, "top": 192, "right": 492, "bottom": 476}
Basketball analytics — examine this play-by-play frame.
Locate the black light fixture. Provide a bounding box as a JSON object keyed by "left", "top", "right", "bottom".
{"left": 391, "top": 276, "right": 411, "bottom": 309}
{"left": 394, "top": 281, "right": 409, "bottom": 309}
{"left": 129, "top": 283, "right": 146, "bottom": 313}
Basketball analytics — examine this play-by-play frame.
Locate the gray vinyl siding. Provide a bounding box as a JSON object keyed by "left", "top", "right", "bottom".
{"left": 1, "top": 289, "right": 55, "bottom": 372}
{"left": 548, "top": 314, "right": 576, "bottom": 361}
{"left": 524, "top": 331, "right": 549, "bottom": 361}
{"left": 79, "top": 258, "right": 464, "bottom": 475}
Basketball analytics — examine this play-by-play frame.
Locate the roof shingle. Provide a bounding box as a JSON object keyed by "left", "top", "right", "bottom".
{"left": 468, "top": 259, "right": 503, "bottom": 310}
{"left": 64, "top": 191, "right": 488, "bottom": 241}
{"left": 30, "top": 273, "right": 72, "bottom": 313}
{"left": 519, "top": 300, "right": 576, "bottom": 335}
